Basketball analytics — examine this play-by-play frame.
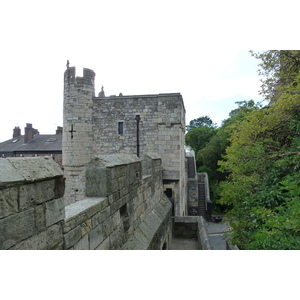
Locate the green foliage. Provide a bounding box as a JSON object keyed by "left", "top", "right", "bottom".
{"left": 247, "top": 178, "right": 300, "bottom": 250}
{"left": 186, "top": 51, "right": 300, "bottom": 249}
{"left": 186, "top": 115, "right": 216, "bottom": 131}
{"left": 197, "top": 130, "right": 228, "bottom": 182}
{"left": 219, "top": 73, "right": 300, "bottom": 249}
{"left": 195, "top": 100, "right": 261, "bottom": 208}
{"left": 250, "top": 50, "right": 300, "bottom": 101}
{"left": 185, "top": 118, "right": 216, "bottom": 153}
{"left": 185, "top": 100, "right": 262, "bottom": 214}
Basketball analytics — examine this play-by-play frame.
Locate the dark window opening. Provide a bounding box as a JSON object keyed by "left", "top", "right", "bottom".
{"left": 164, "top": 188, "right": 175, "bottom": 216}
{"left": 120, "top": 204, "right": 130, "bottom": 232}
{"left": 120, "top": 204, "right": 127, "bottom": 217}
{"left": 118, "top": 122, "right": 124, "bottom": 135}
{"left": 165, "top": 188, "right": 173, "bottom": 198}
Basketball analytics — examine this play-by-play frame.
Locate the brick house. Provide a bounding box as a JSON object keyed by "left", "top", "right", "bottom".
{"left": 0, "top": 123, "right": 62, "bottom": 167}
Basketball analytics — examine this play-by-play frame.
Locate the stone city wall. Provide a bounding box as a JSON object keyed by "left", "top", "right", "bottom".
{"left": 188, "top": 179, "right": 198, "bottom": 207}
{"left": 0, "top": 155, "right": 172, "bottom": 250}
{"left": 0, "top": 157, "right": 65, "bottom": 250}
{"left": 173, "top": 216, "right": 212, "bottom": 250}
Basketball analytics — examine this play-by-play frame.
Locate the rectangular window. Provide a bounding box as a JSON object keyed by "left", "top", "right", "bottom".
{"left": 118, "top": 122, "right": 124, "bottom": 135}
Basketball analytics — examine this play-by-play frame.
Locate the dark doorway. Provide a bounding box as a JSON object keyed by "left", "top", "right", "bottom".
{"left": 162, "top": 242, "right": 167, "bottom": 250}
{"left": 164, "top": 188, "right": 175, "bottom": 216}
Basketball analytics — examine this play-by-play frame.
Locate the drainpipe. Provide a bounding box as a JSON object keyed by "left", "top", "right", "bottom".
{"left": 135, "top": 115, "right": 140, "bottom": 157}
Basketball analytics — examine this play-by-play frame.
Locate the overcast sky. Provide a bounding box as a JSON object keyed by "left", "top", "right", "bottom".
{"left": 0, "top": 1, "right": 297, "bottom": 142}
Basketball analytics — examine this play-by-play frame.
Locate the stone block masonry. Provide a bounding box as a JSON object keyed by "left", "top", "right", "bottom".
{"left": 62, "top": 66, "right": 189, "bottom": 217}
{"left": 63, "top": 67, "right": 96, "bottom": 205}
{"left": 92, "top": 93, "right": 187, "bottom": 216}
{"left": 0, "top": 155, "right": 172, "bottom": 250}
{"left": 0, "top": 157, "right": 65, "bottom": 250}
{"left": 62, "top": 153, "right": 172, "bottom": 250}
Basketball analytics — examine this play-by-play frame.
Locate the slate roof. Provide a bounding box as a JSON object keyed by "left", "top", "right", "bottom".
{"left": 0, "top": 134, "right": 62, "bottom": 154}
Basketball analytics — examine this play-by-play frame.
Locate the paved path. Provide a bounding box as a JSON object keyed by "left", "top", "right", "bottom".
{"left": 170, "top": 237, "right": 199, "bottom": 250}
{"left": 170, "top": 220, "right": 230, "bottom": 250}
{"left": 206, "top": 221, "right": 229, "bottom": 250}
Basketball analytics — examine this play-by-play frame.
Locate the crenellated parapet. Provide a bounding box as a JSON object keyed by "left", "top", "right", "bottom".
{"left": 0, "top": 155, "right": 172, "bottom": 250}
{"left": 64, "top": 67, "right": 95, "bottom": 86}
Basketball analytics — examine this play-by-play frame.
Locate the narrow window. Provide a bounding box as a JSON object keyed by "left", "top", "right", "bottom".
{"left": 120, "top": 204, "right": 130, "bottom": 232}
{"left": 162, "top": 242, "right": 167, "bottom": 250}
{"left": 118, "top": 122, "right": 124, "bottom": 135}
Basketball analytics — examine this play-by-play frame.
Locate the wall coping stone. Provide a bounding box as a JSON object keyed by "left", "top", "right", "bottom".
{"left": 198, "top": 216, "right": 211, "bottom": 250}
{"left": 143, "top": 153, "right": 161, "bottom": 160}
{"left": 65, "top": 197, "right": 106, "bottom": 220}
{"left": 64, "top": 197, "right": 108, "bottom": 233}
{"left": 94, "top": 92, "right": 182, "bottom": 100}
{"left": 174, "top": 216, "right": 199, "bottom": 223}
{"left": 0, "top": 159, "right": 25, "bottom": 186}
{"left": 0, "top": 156, "right": 63, "bottom": 186}
{"left": 92, "top": 154, "right": 140, "bottom": 167}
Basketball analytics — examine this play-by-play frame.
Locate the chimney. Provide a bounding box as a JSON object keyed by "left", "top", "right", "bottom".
{"left": 56, "top": 126, "right": 63, "bottom": 135}
{"left": 24, "top": 123, "right": 39, "bottom": 143}
{"left": 13, "top": 126, "right": 21, "bottom": 138}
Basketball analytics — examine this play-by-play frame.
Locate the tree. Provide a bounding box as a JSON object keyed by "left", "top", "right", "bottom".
{"left": 185, "top": 126, "right": 216, "bottom": 154}
{"left": 250, "top": 50, "right": 300, "bottom": 102}
{"left": 186, "top": 116, "right": 217, "bottom": 131}
{"left": 218, "top": 73, "right": 300, "bottom": 249}
{"left": 196, "top": 100, "right": 261, "bottom": 209}
{"left": 185, "top": 116, "right": 216, "bottom": 154}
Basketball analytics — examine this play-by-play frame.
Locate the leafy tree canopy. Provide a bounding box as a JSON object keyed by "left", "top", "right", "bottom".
{"left": 218, "top": 72, "right": 300, "bottom": 249}
{"left": 186, "top": 116, "right": 217, "bottom": 131}
{"left": 250, "top": 50, "right": 300, "bottom": 102}
{"left": 185, "top": 125, "right": 216, "bottom": 153}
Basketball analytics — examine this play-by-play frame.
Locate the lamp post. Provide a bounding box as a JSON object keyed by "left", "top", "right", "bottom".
{"left": 135, "top": 115, "right": 140, "bottom": 157}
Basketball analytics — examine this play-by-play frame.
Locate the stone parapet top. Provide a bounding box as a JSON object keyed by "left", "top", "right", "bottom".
{"left": 174, "top": 216, "right": 200, "bottom": 223}
{"left": 92, "top": 154, "right": 140, "bottom": 167}
{"left": 65, "top": 197, "right": 106, "bottom": 221}
{"left": 94, "top": 92, "right": 182, "bottom": 99}
{"left": 94, "top": 92, "right": 186, "bottom": 114}
{"left": 0, "top": 157, "right": 63, "bottom": 187}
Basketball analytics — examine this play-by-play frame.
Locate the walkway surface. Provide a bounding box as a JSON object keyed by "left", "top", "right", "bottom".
{"left": 206, "top": 220, "right": 229, "bottom": 250}
{"left": 170, "top": 237, "right": 199, "bottom": 250}
{"left": 170, "top": 220, "right": 230, "bottom": 250}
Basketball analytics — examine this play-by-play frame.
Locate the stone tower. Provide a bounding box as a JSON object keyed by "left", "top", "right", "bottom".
{"left": 63, "top": 66, "right": 95, "bottom": 205}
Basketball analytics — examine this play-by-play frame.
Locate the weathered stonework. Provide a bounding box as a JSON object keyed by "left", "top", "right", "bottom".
{"left": 0, "top": 157, "right": 64, "bottom": 250}
{"left": 0, "top": 156, "right": 172, "bottom": 250}
{"left": 62, "top": 66, "right": 188, "bottom": 217}
{"left": 63, "top": 67, "right": 95, "bottom": 206}
{"left": 62, "top": 153, "right": 172, "bottom": 250}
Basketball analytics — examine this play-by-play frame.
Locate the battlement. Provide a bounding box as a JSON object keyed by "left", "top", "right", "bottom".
{"left": 0, "top": 156, "right": 172, "bottom": 250}
{"left": 64, "top": 66, "right": 95, "bottom": 86}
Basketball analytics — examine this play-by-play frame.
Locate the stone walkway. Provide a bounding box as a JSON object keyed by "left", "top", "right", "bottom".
{"left": 170, "top": 220, "right": 230, "bottom": 250}
{"left": 206, "top": 220, "right": 229, "bottom": 250}
{"left": 170, "top": 237, "right": 199, "bottom": 250}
